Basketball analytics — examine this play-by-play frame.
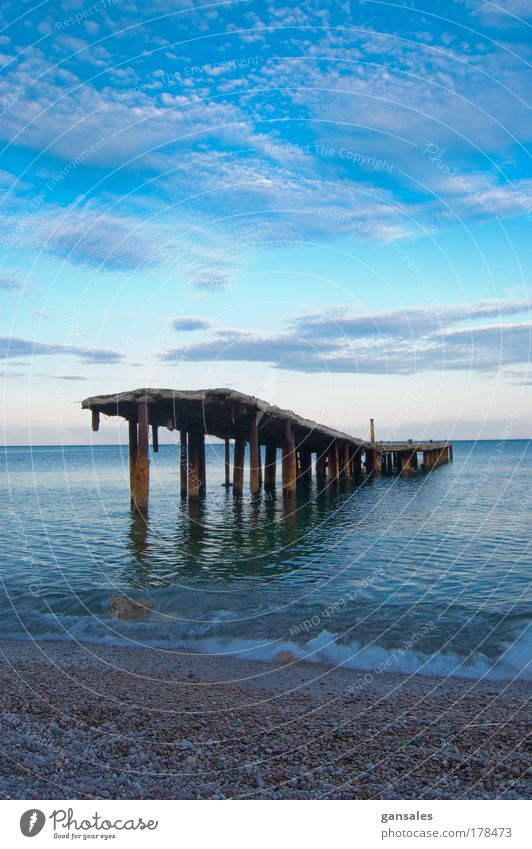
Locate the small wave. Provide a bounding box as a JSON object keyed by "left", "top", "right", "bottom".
{"left": 2, "top": 614, "right": 529, "bottom": 682}
{"left": 178, "top": 628, "right": 532, "bottom": 682}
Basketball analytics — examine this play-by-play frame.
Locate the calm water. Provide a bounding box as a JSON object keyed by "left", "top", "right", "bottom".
{"left": 1, "top": 441, "right": 531, "bottom": 680}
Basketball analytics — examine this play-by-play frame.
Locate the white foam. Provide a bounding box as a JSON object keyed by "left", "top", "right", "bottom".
{"left": 4, "top": 613, "right": 531, "bottom": 682}
{"left": 183, "top": 628, "right": 532, "bottom": 681}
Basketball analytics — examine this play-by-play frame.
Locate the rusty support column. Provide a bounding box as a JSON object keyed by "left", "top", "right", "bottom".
{"left": 233, "top": 435, "right": 245, "bottom": 497}
{"left": 92, "top": 410, "right": 100, "bottom": 432}
{"left": 128, "top": 419, "right": 137, "bottom": 507}
{"left": 282, "top": 422, "right": 297, "bottom": 495}
{"left": 365, "top": 447, "right": 380, "bottom": 473}
{"left": 224, "top": 439, "right": 231, "bottom": 487}
{"left": 399, "top": 449, "right": 415, "bottom": 472}
{"left": 300, "top": 446, "right": 312, "bottom": 482}
{"left": 249, "top": 414, "right": 260, "bottom": 494}
{"left": 198, "top": 433, "right": 206, "bottom": 496}
{"left": 134, "top": 402, "right": 149, "bottom": 511}
{"left": 449, "top": 444, "right": 454, "bottom": 462}
{"left": 187, "top": 430, "right": 200, "bottom": 500}
{"left": 328, "top": 441, "right": 339, "bottom": 482}
{"left": 264, "top": 441, "right": 277, "bottom": 490}
{"left": 315, "top": 449, "right": 327, "bottom": 478}
{"left": 179, "top": 430, "right": 188, "bottom": 498}
{"left": 152, "top": 424, "right": 159, "bottom": 453}
{"left": 352, "top": 448, "right": 362, "bottom": 476}
{"left": 341, "top": 443, "right": 352, "bottom": 479}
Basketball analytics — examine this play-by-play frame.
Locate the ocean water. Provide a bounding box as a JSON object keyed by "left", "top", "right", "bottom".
{"left": 1, "top": 441, "right": 530, "bottom": 681}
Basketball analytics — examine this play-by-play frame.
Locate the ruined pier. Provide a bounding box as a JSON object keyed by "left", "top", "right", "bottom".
{"left": 82, "top": 388, "right": 453, "bottom": 511}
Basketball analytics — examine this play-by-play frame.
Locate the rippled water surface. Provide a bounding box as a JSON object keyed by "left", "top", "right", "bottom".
{"left": 1, "top": 441, "right": 530, "bottom": 680}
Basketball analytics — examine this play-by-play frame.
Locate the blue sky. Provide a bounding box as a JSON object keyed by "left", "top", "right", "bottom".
{"left": 1, "top": 0, "right": 531, "bottom": 443}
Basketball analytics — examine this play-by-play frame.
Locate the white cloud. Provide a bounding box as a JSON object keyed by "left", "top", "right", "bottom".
{"left": 0, "top": 272, "right": 26, "bottom": 292}
{"left": 161, "top": 298, "right": 532, "bottom": 375}
{"left": 170, "top": 315, "right": 212, "bottom": 330}
{"left": 0, "top": 336, "right": 124, "bottom": 364}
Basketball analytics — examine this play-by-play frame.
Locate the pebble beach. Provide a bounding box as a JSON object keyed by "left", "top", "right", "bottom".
{"left": 0, "top": 639, "right": 529, "bottom": 800}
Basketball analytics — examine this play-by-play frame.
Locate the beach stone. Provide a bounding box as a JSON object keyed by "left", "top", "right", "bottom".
{"left": 274, "top": 650, "right": 296, "bottom": 665}
{"left": 107, "top": 596, "right": 150, "bottom": 620}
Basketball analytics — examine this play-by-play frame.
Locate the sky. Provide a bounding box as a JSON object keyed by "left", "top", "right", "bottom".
{"left": 1, "top": 0, "right": 531, "bottom": 444}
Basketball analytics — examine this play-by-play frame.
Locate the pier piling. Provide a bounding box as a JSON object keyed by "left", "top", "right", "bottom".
{"left": 179, "top": 430, "right": 188, "bottom": 497}
{"left": 134, "top": 402, "right": 149, "bottom": 511}
{"left": 187, "top": 430, "right": 201, "bottom": 500}
{"left": 128, "top": 419, "right": 137, "bottom": 507}
{"left": 264, "top": 441, "right": 277, "bottom": 490}
{"left": 341, "top": 443, "right": 352, "bottom": 479}
{"left": 249, "top": 414, "right": 261, "bottom": 494}
{"left": 282, "top": 422, "right": 297, "bottom": 495}
{"left": 233, "top": 435, "right": 245, "bottom": 497}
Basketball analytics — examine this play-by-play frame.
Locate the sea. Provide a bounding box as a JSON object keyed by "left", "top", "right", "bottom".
{"left": 1, "top": 440, "right": 530, "bottom": 681}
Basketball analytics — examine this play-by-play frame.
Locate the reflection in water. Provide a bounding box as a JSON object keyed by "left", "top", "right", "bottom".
{"left": 124, "top": 478, "right": 394, "bottom": 585}
{"left": 128, "top": 510, "right": 149, "bottom": 559}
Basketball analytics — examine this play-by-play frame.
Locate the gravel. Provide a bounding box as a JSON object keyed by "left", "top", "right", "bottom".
{"left": 0, "top": 639, "right": 529, "bottom": 800}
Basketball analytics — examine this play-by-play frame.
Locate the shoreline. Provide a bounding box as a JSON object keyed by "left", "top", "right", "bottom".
{"left": 0, "top": 638, "right": 530, "bottom": 800}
